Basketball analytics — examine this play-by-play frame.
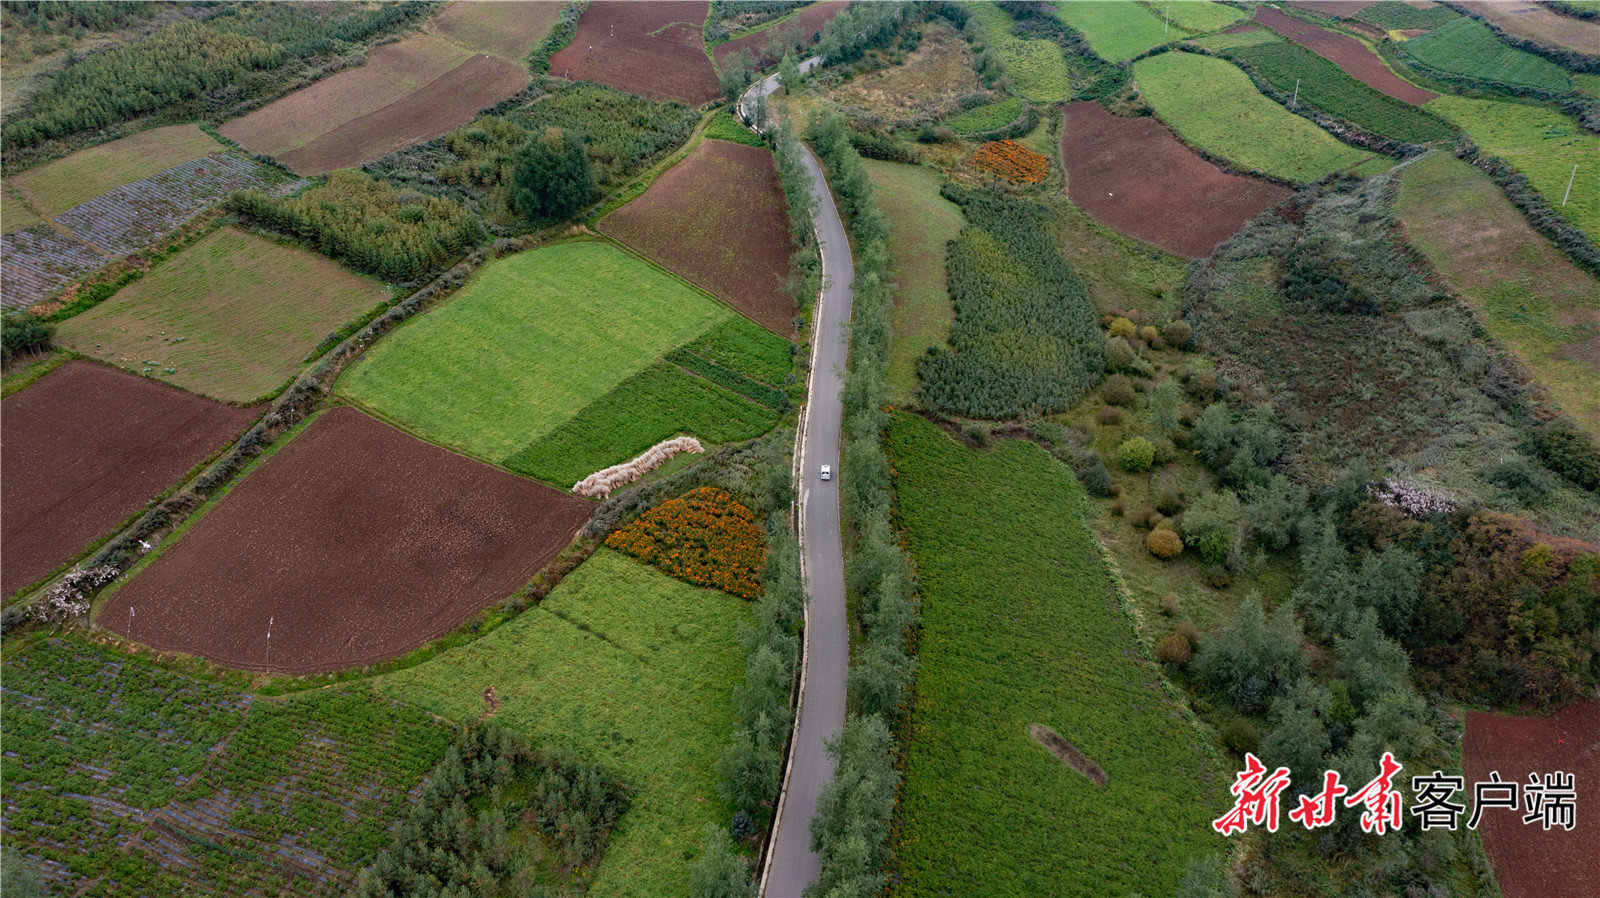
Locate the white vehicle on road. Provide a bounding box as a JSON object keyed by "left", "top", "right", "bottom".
{"left": 819, "top": 464, "right": 832, "bottom": 481}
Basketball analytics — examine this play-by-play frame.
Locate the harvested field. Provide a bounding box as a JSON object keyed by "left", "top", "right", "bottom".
{"left": 1463, "top": 700, "right": 1600, "bottom": 898}
{"left": 829, "top": 22, "right": 982, "bottom": 121}
{"left": 550, "top": 1, "right": 720, "bottom": 105}
{"left": 1061, "top": 102, "right": 1289, "bottom": 258}
{"left": 867, "top": 159, "right": 963, "bottom": 403}
{"left": 219, "top": 34, "right": 528, "bottom": 174}
{"left": 1256, "top": 6, "right": 1438, "bottom": 103}
{"left": 1, "top": 181, "right": 42, "bottom": 234}
{"left": 714, "top": 0, "right": 847, "bottom": 69}
{"left": 99, "top": 407, "right": 593, "bottom": 674}
{"left": 0, "top": 361, "right": 257, "bottom": 598}
{"left": 57, "top": 227, "right": 390, "bottom": 403}
{"left": 1461, "top": 1, "right": 1600, "bottom": 55}
{"left": 431, "top": 0, "right": 564, "bottom": 60}
{"left": 7, "top": 125, "right": 222, "bottom": 218}
{"left": 600, "top": 139, "right": 795, "bottom": 333}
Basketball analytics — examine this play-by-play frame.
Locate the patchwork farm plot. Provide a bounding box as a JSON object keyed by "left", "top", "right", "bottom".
{"left": 601, "top": 139, "right": 796, "bottom": 333}
{"left": 1429, "top": 95, "right": 1599, "bottom": 236}
{"left": 429, "top": 0, "right": 566, "bottom": 62}
{"left": 1464, "top": 700, "right": 1600, "bottom": 898}
{"left": 1, "top": 181, "right": 43, "bottom": 234}
{"left": 827, "top": 22, "right": 984, "bottom": 121}
{"left": 57, "top": 227, "right": 391, "bottom": 403}
{"left": 373, "top": 548, "right": 750, "bottom": 898}
{"left": 1398, "top": 152, "right": 1600, "bottom": 436}
{"left": 1290, "top": 0, "right": 1378, "bottom": 16}
{"left": 1132, "top": 50, "right": 1376, "bottom": 182}
{"left": 0, "top": 361, "right": 258, "bottom": 598}
{"left": 713, "top": 0, "right": 847, "bottom": 69}
{"left": 219, "top": 33, "right": 529, "bottom": 174}
{"left": 1400, "top": 16, "right": 1573, "bottom": 91}
{"left": 886, "top": 413, "right": 1225, "bottom": 897}
{"left": 967, "top": 2, "right": 1074, "bottom": 102}
{"left": 1050, "top": 1, "right": 1175, "bottom": 62}
{"left": 1460, "top": 0, "right": 1600, "bottom": 55}
{"left": 6, "top": 124, "right": 222, "bottom": 217}
{"left": 0, "top": 637, "right": 451, "bottom": 896}
{"left": 1253, "top": 6, "right": 1439, "bottom": 103}
{"left": 99, "top": 406, "right": 593, "bottom": 674}
{"left": 338, "top": 241, "right": 768, "bottom": 474}
{"left": 549, "top": 1, "right": 720, "bottom": 105}
{"left": 1061, "top": 101, "right": 1291, "bottom": 258}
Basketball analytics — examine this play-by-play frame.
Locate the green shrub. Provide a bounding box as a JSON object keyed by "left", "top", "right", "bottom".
{"left": 1161, "top": 319, "right": 1192, "bottom": 348}
{"left": 1104, "top": 335, "right": 1136, "bottom": 370}
{"left": 1484, "top": 456, "right": 1557, "bottom": 505}
{"left": 1196, "top": 528, "right": 1235, "bottom": 567}
{"left": 1219, "top": 717, "right": 1260, "bottom": 755}
{"left": 1, "top": 314, "right": 54, "bottom": 363}
{"left": 510, "top": 126, "right": 598, "bottom": 221}
{"left": 1529, "top": 418, "right": 1600, "bottom": 491}
{"left": 1197, "top": 592, "right": 1304, "bottom": 711}
{"left": 1081, "top": 462, "right": 1116, "bottom": 497}
{"left": 1118, "top": 436, "right": 1156, "bottom": 472}
{"left": 1097, "top": 405, "right": 1124, "bottom": 426}
{"left": 1104, "top": 373, "right": 1136, "bottom": 407}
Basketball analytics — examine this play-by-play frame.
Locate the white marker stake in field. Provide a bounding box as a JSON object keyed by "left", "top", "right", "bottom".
{"left": 1563, "top": 165, "right": 1577, "bottom": 206}
{"left": 265, "top": 616, "right": 274, "bottom": 672}
{"left": 1166, "top": 4, "right": 1170, "bottom": 34}
{"left": 1291, "top": 79, "right": 1300, "bottom": 108}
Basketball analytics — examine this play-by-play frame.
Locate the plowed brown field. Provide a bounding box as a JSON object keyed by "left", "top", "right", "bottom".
{"left": 1463, "top": 700, "right": 1600, "bottom": 898}
{"left": 1060, "top": 102, "right": 1290, "bottom": 259}
{"left": 713, "top": 0, "right": 847, "bottom": 69}
{"left": 1290, "top": 1, "right": 1375, "bottom": 16}
{"left": 1461, "top": 1, "right": 1600, "bottom": 55}
{"left": 432, "top": 0, "right": 564, "bottom": 60}
{"left": 1, "top": 361, "right": 257, "bottom": 598}
{"left": 601, "top": 139, "right": 795, "bottom": 332}
{"left": 99, "top": 407, "right": 593, "bottom": 675}
{"left": 1257, "top": 6, "right": 1438, "bottom": 103}
{"left": 549, "top": 1, "right": 720, "bottom": 104}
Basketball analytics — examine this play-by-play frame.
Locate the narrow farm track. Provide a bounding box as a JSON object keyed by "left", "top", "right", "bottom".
{"left": 743, "top": 62, "right": 852, "bottom": 898}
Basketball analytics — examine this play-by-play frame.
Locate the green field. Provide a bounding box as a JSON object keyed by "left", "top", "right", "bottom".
{"left": 371, "top": 549, "right": 750, "bottom": 898}
{"left": 2, "top": 180, "right": 43, "bottom": 233}
{"left": 864, "top": 159, "right": 964, "bottom": 403}
{"left": 947, "top": 97, "right": 1027, "bottom": 134}
{"left": 1401, "top": 16, "right": 1571, "bottom": 91}
{"left": 1133, "top": 51, "right": 1375, "bottom": 182}
{"left": 1228, "top": 40, "right": 1454, "bottom": 144}
{"left": 1052, "top": 1, "right": 1173, "bottom": 62}
{"left": 970, "top": 2, "right": 1074, "bottom": 101}
{"left": 338, "top": 241, "right": 731, "bottom": 464}
{"left": 1052, "top": 198, "right": 1190, "bottom": 318}
{"left": 1398, "top": 152, "right": 1600, "bottom": 437}
{"left": 702, "top": 110, "right": 765, "bottom": 148}
{"left": 1355, "top": 2, "right": 1460, "bottom": 32}
{"left": 887, "top": 413, "right": 1224, "bottom": 897}
{"left": 2, "top": 638, "right": 451, "bottom": 895}
{"left": 8, "top": 124, "right": 222, "bottom": 216}
{"left": 1579, "top": 72, "right": 1600, "bottom": 98}
{"left": 505, "top": 361, "right": 780, "bottom": 486}
{"left": 1157, "top": 0, "right": 1247, "bottom": 32}
{"left": 58, "top": 227, "right": 391, "bottom": 402}
{"left": 1429, "top": 95, "right": 1599, "bottom": 236}
{"left": 1191, "top": 23, "right": 1280, "bottom": 52}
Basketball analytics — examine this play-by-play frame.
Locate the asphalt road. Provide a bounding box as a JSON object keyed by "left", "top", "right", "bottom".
{"left": 743, "top": 63, "right": 852, "bottom": 898}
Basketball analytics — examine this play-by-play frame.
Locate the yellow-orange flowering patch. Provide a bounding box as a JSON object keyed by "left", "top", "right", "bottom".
{"left": 605, "top": 486, "right": 765, "bottom": 599}
{"left": 971, "top": 140, "right": 1049, "bottom": 183}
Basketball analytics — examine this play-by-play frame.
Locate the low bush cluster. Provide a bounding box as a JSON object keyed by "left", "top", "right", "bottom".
{"left": 605, "top": 486, "right": 767, "bottom": 600}
{"left": 969, "top": 138, "right": 1049, "bottom": 183}
{"left": 1, "top": 314, "right": 54, "bottom": 364}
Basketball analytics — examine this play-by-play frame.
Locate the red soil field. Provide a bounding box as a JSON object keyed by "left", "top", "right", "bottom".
{"left": 713, "top": 0, "right": 848, "bottom": 69}
{"left": 601, "top": 139, "right": 796, "bottom": 333}
{"left": 277, "top": 54, "right": 528, "bottom": 174}
{"left": 1290, "top": 1, "right": 1376, "bottom": 16}
{"left": 1, "top": 361, "right": 257, "bottom": 598}
{"left": 1059, "top": 102, "right": 1291, "bottom": 259}
{"left": 1257, "top": 6, "right": 1438, "bottom": 104}
{"left": 549, "top": 1, "right": 720, "bottom": 105}
{"left": 99, "top": 407, "right": 593, "bottom": 675}
{"left": 1463, "top": 700, "right": 1600, "bottom": 898}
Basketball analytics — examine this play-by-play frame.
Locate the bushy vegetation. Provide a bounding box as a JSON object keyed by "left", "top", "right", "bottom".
{"left": 964, "top": 2, "right": 1074, "bottom": 102}
{"left": 357, "top": 724, "right": 630, "bottom": 897}
{"left": 706, "top": 0, "right": 809, "bottom": 44}
{"left": 509, "top": 126, "right": 597, "bottom": 221}
{"left": 1225, "top": 40, "right": 1454, "bottom": 144}
{"left": 1400, "top": 16, "right": 1572, "bottom": 92}
{"left": 367, "top": 82, "right": 700, "bottom": 230}
{"left": 916, "top": 185, "right": 1104, "bottom": 418}
{"left": 231, "top": 171, "right": 482, "bottom": 282}
{"left": 1, "top": 313, "right": 53, "bottom": 363}
{"left": 817, "top": 0, "right": 915, "bottom": 66}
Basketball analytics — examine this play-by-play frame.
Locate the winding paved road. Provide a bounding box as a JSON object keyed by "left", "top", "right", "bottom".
{"left": 742, "top": 63, "right": 852, "bottom": 898}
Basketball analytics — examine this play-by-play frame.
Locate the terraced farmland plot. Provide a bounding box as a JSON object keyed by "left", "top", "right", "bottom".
{"left": 550, "top": 1, "right": 720, "bottom": 104}
{"left": 713, "top": 0, "right": 848, "bottom": 69}
{"left": 1157, "top": 0, "right": 1247, "bottom": 32}
{"left": 430, "top": 0, "right": 565, "bottom": 61}
{"left": 58, "top": 227, "right": 390, "bottom": 403}
{"left": 1253, "top": 6, "right": 1438, "bottom": 103}
{"left": 1051, "top": 1, "right": 1175, "bottom": 62}
{"left": 887, "top": 413, "right": 1225, "bottom": 898}
{"left": 968, "top": 2, "right": 1074, "bottom": 102}
{"left": 373, "top": 549, "right": 751, "bottom": 898}
{"left": 600, "top": 139, "right": 795, "bottom": 333}
{"left": 0, "top": 224, "right": 104, "bottom": 310}
{"left": 7, "top": 124, "right": 222, "bottom": 218}
{"left": 1430, "top": 95, "right": 1599, "bottom": 236}
{"left": 1401, "top": 16, "right": 1572, "bottom": 91}
{"left": 100, "top": 407, "right": 593, "bottom": 674}
{"left": 339, "top": 241, "right": 735, "bottom": 466}
{"left": 1, "top": 180, "right": 42, "bottom": 234}
{"left": 1133, "top": 51, "right": 1375, "bottom": 182}
{"left": 1352, "top": 1, "right": 1461, "bottom": 33}
{"left": 0, "top": 361, "right": 258, "bottom": 598}
{"left": 0, "top": 638, "right": 451, "bottom": 896}
{"left": 1461, "top": 0, "right": 1600, "bottom": 55}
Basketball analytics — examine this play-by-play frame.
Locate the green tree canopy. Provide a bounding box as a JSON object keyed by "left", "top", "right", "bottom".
{"left": 510, "top": 126, "right": 597, "bottom": 221}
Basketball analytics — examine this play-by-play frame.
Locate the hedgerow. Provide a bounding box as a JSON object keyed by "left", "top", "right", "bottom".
{"left": 529, "top": 0, "right": 584, "bottom": 75}
{"left": 916, "top": 186, "right": 1103, "bottom": 418}
{"left": 1454, "top": 137, "right": 1600, "bottom": 277}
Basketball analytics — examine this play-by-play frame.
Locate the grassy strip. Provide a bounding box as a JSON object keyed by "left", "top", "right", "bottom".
{"left": 528, "top": 0, "right": 585, "bottom": 74}
{"left": 1225, "top": 40, "right": 1454, "bottom": 143}
{"left": 703, "top": 109, "right": 767, "bottom": 147}
{"left": 0, "top": 349, "right": 71, "bottom": 399}
{"left": 666, "top": 347, "right": 791, "bottom": 410}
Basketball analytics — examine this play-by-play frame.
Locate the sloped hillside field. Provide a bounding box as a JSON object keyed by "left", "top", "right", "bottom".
{"left": 1, "top": 361, "right": 258, "bottom": 598}
{"left": 549, "top": 0, "right": 720, "bottom": 104}
{"left": 887, "top": 413, "right": 1224, "bottom": 897}
{"left": 99, "top": 407, "right": 593, "bottom": 674}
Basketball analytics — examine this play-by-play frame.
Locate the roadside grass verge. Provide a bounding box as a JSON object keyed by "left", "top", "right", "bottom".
{"left": 1133, "top": 51, "right": 1375, "bottom": 182}
{"left": 887, "top": 412, "right": 1225, "bottom": 897}
{"left": 370, "top": 549, "right": 751, "bottom": 898}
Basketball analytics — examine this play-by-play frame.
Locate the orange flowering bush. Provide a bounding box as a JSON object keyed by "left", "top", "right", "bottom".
{"left": 971, "top": 140, "right": 1049, "bottom": 183}
{"left": 605, "top": 486, "right": 765, "bottom": 599}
